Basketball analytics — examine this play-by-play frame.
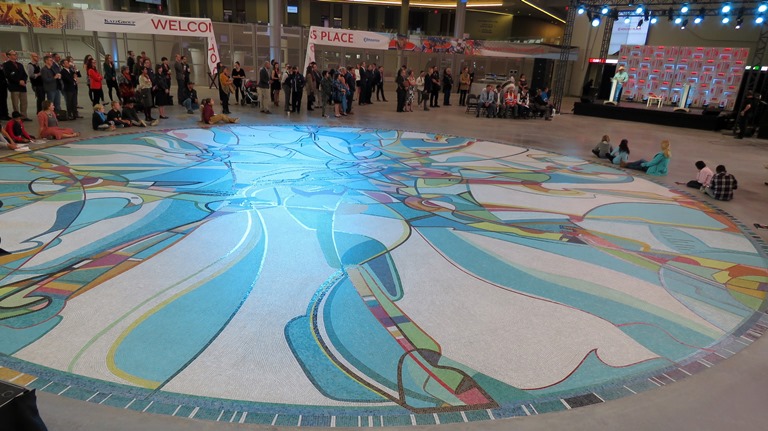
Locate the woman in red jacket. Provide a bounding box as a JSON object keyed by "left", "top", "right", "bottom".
{"left": 87, "top": 57, "right": 104, "bottom": 107}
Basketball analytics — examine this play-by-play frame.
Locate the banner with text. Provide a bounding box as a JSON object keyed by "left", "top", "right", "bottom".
{"left": 305, "top": 26, "right": 577, "bottom": 69}
{"left": 82, "top": 10, "right": 219, "bottom": 74}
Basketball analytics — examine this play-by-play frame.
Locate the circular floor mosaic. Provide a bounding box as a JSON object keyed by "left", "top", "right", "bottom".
{"left": 1, "top": 126, "right": 767, "bottom": 426}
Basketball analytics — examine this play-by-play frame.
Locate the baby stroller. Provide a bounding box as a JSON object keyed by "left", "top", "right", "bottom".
{"left": 241, "top": 79, "right": 259, "bottom": 107}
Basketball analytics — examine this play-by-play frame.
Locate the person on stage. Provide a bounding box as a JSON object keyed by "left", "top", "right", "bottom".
{"left": 612, "top": 65, "right": 628, "bottom": 104}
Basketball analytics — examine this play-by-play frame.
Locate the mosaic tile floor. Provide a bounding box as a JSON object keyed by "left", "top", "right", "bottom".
{"left": 1, "top": 125, "right": 766, "bottom": 426}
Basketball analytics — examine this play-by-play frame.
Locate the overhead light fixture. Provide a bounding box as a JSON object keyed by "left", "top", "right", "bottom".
{"left": 681, "top": 4, "right": 689, "bottom": 13}
{"left": 675, "top": 16, "right": 683, "bottom": 24}
{"left": 601, "top": 6, "right": 609, "bottom": 15}
{"left": 757, "top": 14, "right": 765, "bottom": 24}
{"left": 735, "top": 17, "right": 743, "bottom": 28}
{"left": 681, "top": 18, "right": 689, "bottom": 29}
{"left": 759, "top": 4, "right": 768, "bottom": 13}
{"left": 636, "top": 6, "right": 644, "bottom": 14}
{"left": 694, "top": 16, "right": 703, "bottom": 24}
{"left": 592, "top": 16, "right": 601, "bottom": 26}
{"left": 722, "top": 16, "right": 730, "bottom": 23}
{"left": 624, "top": 16, "right": 631, "bottom": 24}
{"left": 577, "top": 5, "right": 586, "bottom": 15}
{"left": 650, "top": 16, "right": 658, "bottom": 24}
{"left": 722, "top": 4, "right": 731, "bottom": 14}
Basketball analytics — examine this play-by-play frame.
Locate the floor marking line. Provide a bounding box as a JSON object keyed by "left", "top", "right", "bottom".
{"left": 298, "top": 415, "right": 303, "bottom": 427}
{"left": 124, "top": 399, "right": 135, "bottom": 409}
{"left": 410, "top": 414, "right": 416, "bottom": 426}
{"left": 98, "top": 394, "right": 112, "bottom": 405}
{"left": 594, "top": 392, "right": 605, "bottom": 402}
{"left": 529, "top": 404, "right": 539, "bottom": 415}
{"left": 240, "top": 412, "right": 247, "bottom": 424}
{"left": 679, "top": 367, "right": 692, "bottom": 376}
{"left": 171, "top": 405, "right": 182, "bottom": 416}
{"left": 521, "top": 405, "right": 531, "bottom": 416}
{"left": 142, "top": 401, "right": 154, "bottom": 412}
{"left": 271, "top": 414, "right": 278, "bottom": 426}
{"left": 561, "top": 399, "right": 572, "bottom": 409}
{"left": 86, "top": 392, "right": 100, "bottom": 402}
{"left": 57, "top": 386, "right": 70, "bottom": 396}
{"left": 460, "top": 411, "right": 468, "bottom": 422}
{"left": 216, "top": 410, "right": 225, "bottom": 422}
{"left": 624, "top": 385, "right": 637, "bottom": 394}
{"left": 487, "top": 409, "right": 495, "bottom": 420}
{"left": 188, "top": 407, "right": 199, "bottom": 419}
{"left": 433, "top": 413, "right": 440, "bottom": 424}
{"left": 229, "top": 411, "right": 238, "bottom": 423}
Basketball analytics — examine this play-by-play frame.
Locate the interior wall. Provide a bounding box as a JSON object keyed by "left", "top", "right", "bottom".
{"left": 510, "top": 16, "right": 564, "bottom": 41}
{"left": 465, "top": 12, "right": 513, "bottom": 40}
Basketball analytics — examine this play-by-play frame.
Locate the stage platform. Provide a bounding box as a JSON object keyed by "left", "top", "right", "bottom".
{"left": 573, "top": 101, "right": 726, "bottom": 131}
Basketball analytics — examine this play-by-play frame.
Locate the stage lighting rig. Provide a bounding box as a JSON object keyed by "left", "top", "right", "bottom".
{"left": 722, "top": 15, "right": 730, "bottom": 23}
{"left": 592, "top": 15, "right": 601, "bottom": 26}
{"left": 674, "top": 16, "right": 683, "bottom": 24}
{"left": 759, "top": 4, "right": 768, "bottom": 13}
{"left": 757, "top": 14, "right": 765, "bottom": 24}
{"left": 722, "top": 4, "right": 731, "bottom": 14}
{"left": 601, "top": 6, "right": 609, "bottom": 15}
{"left": 650, "top": 15, "right": 658, "bottom": 24}
{"left": 577, "top": 5, "right": 586, "bottom": 15}
{"left": 681, "top": 4, "right": 689, "bottom": 14}
{"left": 681, "top": 18, "right": 689, "bottom": 29}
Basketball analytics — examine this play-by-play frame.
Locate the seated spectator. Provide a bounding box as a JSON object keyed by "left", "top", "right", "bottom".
{"left": 201, "top": 98, "right": 239, "bottom": 124}
{"left": 91, "top": 104, "right": 116, "bottom": 131}
{"left": 38, "top": 100, "right": 79, "bottom": 140}
{"left": 517, "top": 87, "right": 531, "bottom": 118}
{"left": 1, "top": 120, "right": 29, "bottom": 151}
{"left": 704, "top": 165, "right": 738, "bottom": 201}
{"left": 181, "top": 81, "right": 200, "bottom": 114}
{"left": 122, "top": 99, "right": 157, "bottom": 127}
{"left": 679, "top": 161, "right": 713, "bottom": 189}
{"left": 624, "top": 140, "right": 671, "bottom": 176}
{"left": 5, "top": 112, "right": 35, "bottom": 144}
{"left": 592, "top": 135, "right": 613, "bottom": 158}
{"left": 501, "top": 86, "right": 518, "bottom": 118}
{"left": 477, "top": 85, "right": 497, "bottom": 118}
{"left": 610, "top": 139, "right": 630, "bottom": 166}
{"left": 532, "top": 89, "right": 552, "bottom": 120}
{"left": 106, "top": 101, "right": 131, "bottom": 128}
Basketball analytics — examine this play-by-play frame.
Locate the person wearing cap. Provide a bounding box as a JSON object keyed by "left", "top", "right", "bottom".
{"left": 612, "top": 65, "right": 629, "bottom": 104}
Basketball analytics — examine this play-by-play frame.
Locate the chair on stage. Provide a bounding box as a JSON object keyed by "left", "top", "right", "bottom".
{"left": 646, "top": 92, "right": 664, "bottom": 108}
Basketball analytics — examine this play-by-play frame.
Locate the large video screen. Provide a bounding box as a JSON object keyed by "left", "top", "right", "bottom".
{"left": 609, "top": 12, "right": 650, "bottom": 56}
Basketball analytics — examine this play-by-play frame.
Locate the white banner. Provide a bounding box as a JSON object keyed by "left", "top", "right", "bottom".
{"left": 305, "top": 26, "right": 390, "bottom": 70}
{"left": 82, "top": 10, "right": 219, "bottom": 74}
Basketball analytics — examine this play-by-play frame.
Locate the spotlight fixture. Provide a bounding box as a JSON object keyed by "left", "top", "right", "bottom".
{"left": 650, "top": 16, "right": 658, "bottom": 24}
{"left": 760, "top": 4, "right": 768, "bottom": 13}
{"left": 636, "top": 6, "right": 644, "bottom": 14}
{"left": 694, "top": 16, "right": 703, "bottom": 24}
{"left": 722, "top": 16, "right": 730, "bottom": 23}
{"left": 601, "top": 6, "right": 609, "bottom": 15}
{"left": 675, "top": 16, "right": 683, "bottom": 24}
{"left": 592, "top": 16, "right": 601, "bottom": 27}
{"left": 624, "top": 16, "right": 631, "bottom": 24}
{"left": 722, "top": 4, "right": 731, "bottom": 14}
{"left": 681, "top": 18, "right": 689, "bottom": 29}
{"left": 637, "top": 18, "right": 644, "bottom": 28}
{"left": 757, "top": 14, "right": 765, "bottom": 24}
{"left": 644, "top": 10, "right": 650, "bottom": 20}
{"left": 736, "top": 17, "right": 743, "bottom": 28}
{"left": 577, "top": 5, "right": 586, "bottom": 15}
{"left": 681, "top": 4, "right": 689, "bottom": 14}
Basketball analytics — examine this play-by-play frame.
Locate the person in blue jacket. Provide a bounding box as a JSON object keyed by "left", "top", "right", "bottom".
{"left": 624, "top": 140, "right": 670, "bottom": 176}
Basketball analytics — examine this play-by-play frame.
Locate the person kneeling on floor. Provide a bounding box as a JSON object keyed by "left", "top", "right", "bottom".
{"left": 703, "top": 165, "right": 738, "bottom": 201}
{"left": 201, "top": 98, "right": 239, "bottom": 124}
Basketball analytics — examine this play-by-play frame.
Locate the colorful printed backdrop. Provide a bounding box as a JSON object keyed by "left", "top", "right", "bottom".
{"left": 0, "top": 126, "right": 766, "bottom": 426}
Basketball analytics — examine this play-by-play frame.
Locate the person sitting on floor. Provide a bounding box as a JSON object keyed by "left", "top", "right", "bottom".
{"left": 201, "top": 98, "right": 239, "bottom": 124}
{"left": 122, "top": 99, "right": 157, "bottom": 127}
{"left": 592, "top": 135, "right": 613, "bottom": 159}
{"left": 477, "top": 85, "right": 497, "bottom": 118}
{"left": 678, "top": 160, "right": 714, "bottom": 190}
{"left": 38, "top": 100, "right": 79, "bottom": 140}
{"left": 181, "top": 81, "right": 200, "bottom": 114}
{"left": 703, "top": 165, "right": 738, "bottom": 201}
{"left": 610, "top": 139, "right": 630, "bottom": 166}
{"left": 624, "top": 140, "right": 671, "bottom": 176}
{"left": 91, "top": 104, "right": 116, "bottom": 131}
{"left": 1, "top": 120, "right": 29, "bottom": 151}
{"left": 107, "top": 101, "right": 131, "bottom": 128}
{"left": 5, "top": 112, "right": 35, "bottom": 144}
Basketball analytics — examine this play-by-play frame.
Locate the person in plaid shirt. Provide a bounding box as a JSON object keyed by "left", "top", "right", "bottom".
{"left": 704, "top": 165, "right": 738, "bottom": 201}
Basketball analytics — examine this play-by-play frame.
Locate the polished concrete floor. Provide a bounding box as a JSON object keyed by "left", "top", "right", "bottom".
{"left": 3, "top": 90, "right": 768, "bottom": 430}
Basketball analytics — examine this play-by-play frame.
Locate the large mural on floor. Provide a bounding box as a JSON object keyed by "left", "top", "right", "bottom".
{"left": 0, "top": 126, "right": 766, "bottom": 424}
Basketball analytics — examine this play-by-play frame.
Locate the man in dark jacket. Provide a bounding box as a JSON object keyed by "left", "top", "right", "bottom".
{"left": 290, "top": 66, "right": 305, "bottom": 114}
{"left": 3, "top": 50, "right": 29, "bottom": 120}
{"left": 174, "top": 54, "right": 184, "bottom": 104}
{"left": 26, "top": 52, "right": 44, "bottom": 114}
{"left": 429, "top": 67, "right": 441, "bottom": 108}
{"left": 40, "top": 55, "right": 61, "bottom": 113}
{"left": 257, "top": 61, "right": 271, "bottom": 114}
{"left": 60, "top": 58, "right": 78, "bottom": 121}
{"left": 344, "top": 67, "right": 355, "bottom": 114}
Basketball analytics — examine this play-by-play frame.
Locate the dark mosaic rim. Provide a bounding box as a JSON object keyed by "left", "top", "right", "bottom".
{"left": 1, "top": 125, "right": 767, "bottom": 427}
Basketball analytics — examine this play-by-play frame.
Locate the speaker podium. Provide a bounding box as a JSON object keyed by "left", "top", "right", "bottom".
{"left": 604, "top": 79, "right": 618, "bottom": 106}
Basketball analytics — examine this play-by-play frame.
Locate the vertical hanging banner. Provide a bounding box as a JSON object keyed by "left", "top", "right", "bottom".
{"left": 81, "top": 10, "right": 219, "bottom": 74}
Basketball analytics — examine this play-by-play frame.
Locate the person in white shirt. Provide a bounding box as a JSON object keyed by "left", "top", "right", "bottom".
{"left": 678, "top": 161, "right": 714, "bottom": 189}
